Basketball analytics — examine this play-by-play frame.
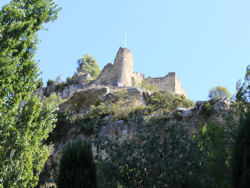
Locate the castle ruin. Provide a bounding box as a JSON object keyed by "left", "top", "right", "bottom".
{"left": 93, "top": 47, "right": 187, "bottom": 97}
{"left": 38, "top": 47, "right": 187, "bottom": 99}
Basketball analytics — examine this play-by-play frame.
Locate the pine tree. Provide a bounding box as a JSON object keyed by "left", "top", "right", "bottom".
{"left": 77, "top": 54, "right": 101, "bottom": 79}
{"left": 0, "top": 0, "right": 60, "bottom": 187}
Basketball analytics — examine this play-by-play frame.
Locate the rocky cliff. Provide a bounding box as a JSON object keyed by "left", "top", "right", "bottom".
{"left": 38, "top": 84, "right": 231, "bottom": 186}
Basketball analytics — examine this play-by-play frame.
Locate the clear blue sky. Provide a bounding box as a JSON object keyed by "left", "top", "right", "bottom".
{"left": 1, "top": 0, "right": 249, "bottom": 101}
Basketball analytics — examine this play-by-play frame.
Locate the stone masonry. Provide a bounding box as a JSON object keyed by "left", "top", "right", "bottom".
{"left": 39, "top": 47, "right": 188, "bottom": 99}
{"left": 144, "top": 73, "right": 187, "bottom": 97}
{"left": 94, "top": 47, "right": 144, "bottom": 87}
{"left": 94, "top": 47, "right": 187, "bottom": 97}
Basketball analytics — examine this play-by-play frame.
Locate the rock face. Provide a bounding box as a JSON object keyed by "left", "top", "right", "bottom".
{"left": 59, "top": 87, "right": 109, "bottom": 111}
{"left": 212, "top": 99, "right": 230, "bottom": 113}
{"left": 38, "top": 88, "right": 232, "bottom": 187}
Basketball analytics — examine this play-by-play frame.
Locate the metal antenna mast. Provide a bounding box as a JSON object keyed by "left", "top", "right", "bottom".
{"left": 125, "top": 32, "right": 127, "bottom": 48}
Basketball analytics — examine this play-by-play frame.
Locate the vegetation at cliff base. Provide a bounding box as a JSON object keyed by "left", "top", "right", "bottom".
{"left": 57, "top": 140, "right": 97, "bottom": 188}
{"left": 95, "top": 123, "right": 212, "bottom": 188}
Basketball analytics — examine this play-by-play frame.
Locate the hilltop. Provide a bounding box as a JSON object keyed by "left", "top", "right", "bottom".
{"left": 37, "top": 48, "right": 233, "bottom": 186}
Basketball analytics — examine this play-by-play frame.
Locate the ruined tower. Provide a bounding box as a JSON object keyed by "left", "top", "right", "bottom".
{"left": 94, "top": 47, "right": 136, "bottom": 87}
{"left": 114, "top": 47, "right": 134, "bottom": 86}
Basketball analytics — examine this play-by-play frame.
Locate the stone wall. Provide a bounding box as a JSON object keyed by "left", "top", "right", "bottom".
{"left": 39, "top": 47, "right": 188, "bottom": 99}
{"left": 132, "top": 72, "right": 145, "bottom": 86}
{"left": 94, "top": 47, "right": 134, "bottom": 87}
{"left": 175, "top": 77, "right": 187, "bottom": 97}
{"left": 144, "top": 72, "right": 187, "bottom": 97}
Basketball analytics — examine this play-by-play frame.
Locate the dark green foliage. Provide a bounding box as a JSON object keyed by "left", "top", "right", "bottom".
{"left": 66, "top": 76, "right": 78, "bottom": 85}
{"left": 74, "top": 103, "right": 106, "bottom": 133}
{"left": 174, "top": 111, "right": 182, "bottom": 121}
{"left": 146, "top": 91, "right": 194, "bottom": 112}
{"left": 129, "top": 105, "right": 154, "bottom": 120}
{"left": 235, "top": 65, "right": 250, "bottom": 116}
{"left": 46, "top": 111, "right": 73, "bottom": 144}
{"left": 54, "top": 81, "right": 68, "bottom": 92}
{"left": 47, "top": 79, "right": 54, "bottom": 86}
{"left": 200, "top": 100, "right": 214, "bottom": 116}
{"left": 95, "top": 122, "right": 212, "bottom": 187}
{"left": 195, "top": 122, "right": 231, "bottom": 187}
{"left": 37, "top": 78, "right": 44, "bottom": 88}
{"left": 56, "top": 140, "right": 97, "bottom": 188}
{"left": 231, "top": 112, "right": 250, "bottom": 188}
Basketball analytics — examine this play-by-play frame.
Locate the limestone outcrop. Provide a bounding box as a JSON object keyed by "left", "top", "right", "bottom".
{"left": 38, "top": 97, "right": 231, "bottom": 186}
{"left": 59, "top": 87, "right": 109, "bottom": 111}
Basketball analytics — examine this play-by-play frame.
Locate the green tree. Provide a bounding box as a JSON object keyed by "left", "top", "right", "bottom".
{"left": 195, "top": 122, "right": 231, "bottom": 187}
{"left": 235, "top": 65, "right": 250, "bottom": 110}
{"left": 231, "top": 65, "right": 250, "bottom": 188}
{"left": 0, "top": 0, "right": 60, "bottom": 187}
{"left": 77, "top": 54, "right": 101, "bottom": 79}
{"left": 209, "top": 86, "right": 232, "bottom": 100}
{"left": 56, "top": 140, "right": 97, "bottom": 188}
{"left": 231, "top": 112, "right": 250, "bottom": 188}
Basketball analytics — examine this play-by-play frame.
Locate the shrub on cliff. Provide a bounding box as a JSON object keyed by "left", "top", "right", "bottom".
{"left": 56, "top": 140, "right": 97, "bottom": 188}
{"left": 146, "top": 91, "right": 194, "bottom": 112}
{"left": 208, "top": 86, "right": 231, "bottom": 100}
{"left": 77, "top": 54, "right": 101, "bottom": 79}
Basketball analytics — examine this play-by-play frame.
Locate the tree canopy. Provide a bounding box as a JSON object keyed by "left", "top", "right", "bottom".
{"left": 208, "top": 86, "right": 231, "bottom": 100}
{"left": 77, "top": 54, "right": 101, "bottom": 79}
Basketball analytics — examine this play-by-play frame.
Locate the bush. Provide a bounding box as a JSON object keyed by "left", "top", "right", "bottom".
{"left": 54, "top": 82, "right": 68, "bottom": 92}
{"left": 174, "top": 111, "right": 182, "bottom": 121}
{"left": 146, "top": 91, "right": 194, "bottom": 112}
{"left": 201, "top": 101, "right": 213, "bottom": 116}
{"left": 114, "top": 90, "right": 129, "bottom": 101}
{"left": 76, "top": 103, "right": 108, "bottom": 133}
{"left": 56, "top": 140, "right": 97, "bottom": 188}
{"left": 209, "top": 86, "right": 231, "bottom": 100}
{"left": 47, "top": 79, "right": 54, "bottom": 86}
